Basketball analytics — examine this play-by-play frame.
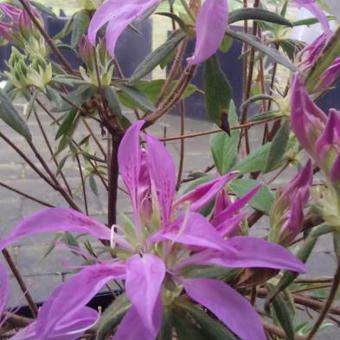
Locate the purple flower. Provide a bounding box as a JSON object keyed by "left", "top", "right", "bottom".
{"left": 291, "top": 75, "right": 327, "bottom": 157}
{"left": 0, "top": 121, "right": 306, "bottom": 340}
{"left": 270, "top": 161, "right": 313, "bottom": 245}
{"left": 291, "top": 75, "right": 340, "bottom": 184}
{"left": 88, "top": 0, "right": 162, "bottom": 58}
{"left": 316, "top": 57, "right": 340, "bottom": 91}
{"left": 187, "top": 0, "right": 229, "bottom": 65}
{"left": 294, "top": 0, "right": 331, "bottom": 35}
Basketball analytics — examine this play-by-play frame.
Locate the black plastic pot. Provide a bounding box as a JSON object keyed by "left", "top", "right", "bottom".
{"left": 13, "top": 292, "right": 117, "bottom": 319}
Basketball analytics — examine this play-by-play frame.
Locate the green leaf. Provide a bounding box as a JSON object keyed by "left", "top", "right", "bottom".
{"left": 133, "top": 79, "right": 197, "bottom": 104}
{"left": 210, "top": 102, "right": 240, "bottom": 174}
{"left": 117, "top": 84, "right": 156, "bottom": 112}
{"left": 95, "top": 294, "right": 131, "bottom": 340}
{"left": 71, "top": 10, "right": 90, "bottom": 47}
{"left": 159, "top": 308, "right": 173, "bottom": 340}
{"left": 177, "top": 300, "right": 239, "bottom": 340}
{"left": 103, "top": 86, "right": 122, "bottom": 116}
{"left": 276, "top": 39, "right": 306, "bottom": 61}
{"left": 233, "top": 143, "right": 272, "bottom": 174}
{"left": 89, "top": 175, "right": 98, "bottom": 196}
{"left": 292, "top": 16, "right": 335, "bottom": 27}
{"left": 226, "top": 29, "right": 297, "bottom": 72}
{"left": 333, "top": 231, "right": 340, "bottom": 261}
{"left": 129, "top": 30, "right": 184, "bottom": 83}
{"left": 229, "top": 8, "right": 292, "bottom": 27}
{"left": 248, "top": 111, "right": 280, "bottom": 122}
{"left": 55, "top": 109, "right": 79, "bottom": 140}
{"left": 219, "top": 35, "right": 233, "bottom": 53}
{"left": 156, "top": 12, "right": 188, "bottom": 32}
{"left": 173, "top": 311, "right": 206, "bottom": 340}
{"left": 272, "top": 294, "right": 295, "bottom": 340}
{"left": 230, "top": 178, "right": 274, "bottom": 213}
{"left": 240, "top": 94, "right": 278, "bottom": 112}
{"left": 204, "top": 55, "right": 232, "bottom": 131}
{"left": 264, "top": 121, "right": 290, "bottom": 173}
{"left": 182, "top": 265, "right": 239, "bottom": 280}
{"left": 0, "top": 89, "right": 31, "bottom": 140}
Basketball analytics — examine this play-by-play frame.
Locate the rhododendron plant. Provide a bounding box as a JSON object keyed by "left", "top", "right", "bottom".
{"left": 0, "top": 1, "right": 339, "bottom": 339}
{"left": 0, "top": 121, "right": 305, "bottom": 340}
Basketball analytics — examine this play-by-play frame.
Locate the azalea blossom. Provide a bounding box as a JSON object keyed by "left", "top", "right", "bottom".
{"left": 88, "top": 0, "right": 229, "bottom": 65}
{"left": 291, "top": 75, "right": 340, "bottom": 185}
{"left": 316, "top": 57, "right": 340, "bottom": 92}
{"left": 0, "top": 121, "right": 306, "bottom": 340}
{"left": 270, "top": 160, "right": 313, "bottom": 245}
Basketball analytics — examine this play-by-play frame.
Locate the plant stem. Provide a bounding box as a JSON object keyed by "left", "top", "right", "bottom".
{"left": 107, "top": 135, "right": 121, "bottom": 227}
{"left": 160, "top": 117, "right": 279, "bottom": 141}
{"left": 0, "top": 181, "right": 54, "bottom": 208}
{"left": 176, "top": 101, "right": 185, "bottom": 190}
{"left": 1, "top": 249, "right": 38, "bottom": 318}
{"left": 306, "top": 261, "right": 340, "bottom": 339}
{"left": 75, "top": 154, "right": 89, "bottom": 215}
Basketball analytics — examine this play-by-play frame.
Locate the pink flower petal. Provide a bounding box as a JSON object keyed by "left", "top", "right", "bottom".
{"left": 145, "top": 134, "right": 176, "bottom": 226}
{"left": 35, "top": 263, "right": 125, "bottom": 338}
{"left": 183, "top": 278, "right": 266, "bottom": 340}
{"left": 0, "top": 208, "right": 110, "bottom": 250}
{"left": 118, "top": 120, "right": 144, "bottom": 229}
{"left": 88, "top": 0, "right": 161, "bottom": 57}
{"left": 317, "top": 57, "right": 340, "bottom": 91}
{"left": 152, "top": 212, "right": 234, "bottom": 252}
{"left": 126, "top": 254, "right": 165, "bottom": 334}
{"left": 212, "top": 185, "right": 262, "bottom": 226}
{"left": 330, "top": 153, "right": 340, "bottom": 184}
{"left": 187, "top": 0, "right": 229, "bottom": 65}
{"left": 177, "top": 236, "right": 305, "bottom": 273}
{"left": 12, "top": 307, "right": 98, "bottom": 340}
{"left": 112, "top": 304, "right": 161, "bottom": 340}
{"left": 174, "top": 172, "right": 238, "bottom": 212}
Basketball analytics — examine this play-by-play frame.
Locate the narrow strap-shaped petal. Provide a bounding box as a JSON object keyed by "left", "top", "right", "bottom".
{"left": 215, "top": 210, "right": 249, "bottom": 237}
{"left": 150, "top": 212, "right": 235, "bottom": 252}
{"left": 317, "top": 57, "right": 340, "bottom": 91}
{"left": 177, "top": 236, "right": 305, "bottom": 273}
{"left": 112, "top": 304, "right": 161, "bottom": 340}
{"left": 0, "top": 262, "right": 9, "bottom": 317}
{"left": 187, "top": 0, "right": 228, "bottom": 65}
{"left": 35, "top": 263, "right": 126, "bottom": 338}
{"left": 126, "top": 254, "right": 165, "bottom": 334}
{"left": 88, "top": 0, "right": 161, "bottom": 57}
{"left": 0, "top": 208, "right": 110, "bottom": 251}
{"left": 145, "top": 134, "right": 176, "bottom": 226}
{"left": 212, "top": 185, "right": 262, "bottom": 226}
{"left": 11, "top": 307, "right": 98, "bottom": 340}
{"left": 183, "top": 278, "right": 266, "bottom": 340}
{"left": 330, "top": 153, "right": 340, "bottom": 184}
{"left": 118, "top": 120, "right": 144, "bottom": 230}
{"left": 174, "top": 172, "right": 238, "bottom": 212}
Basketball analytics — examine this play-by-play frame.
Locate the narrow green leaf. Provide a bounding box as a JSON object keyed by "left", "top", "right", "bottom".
{"left": 233, "top": 143, "right": 272, "bottom": 174}
{"left": 129, "top": 30, "right": 184, "bottom": 83}
{"left": 264, "top": 121, "right": 290, "bottom": 173}
{"left": 229, "top": 8, "right": 292, "bottom": 27}
{"left": 227, "top": 29, "right": 297, "bottom": 72}
{"left": 272, "top": 294, "right": 295, "bottom": 340}
{"left": 55, "top": 110, "right": 79, "bottom": 140}
{"left": 204, "top": 55, "right": 232, "bottom": 131}
{"left": 173, "top": 311, "right": 206, "bottom": 340}
{"left": 117, "top": 84, "right": 156, "bottom": 112}
{"left": 31, "top": 1, "right": 56, "bottom": 17}
{"left": 248, "top": 111, "right": 280, "bottom": 122}
{"left": 159, "top": 308, "right": 173, "bottom": 340}
{"left": 89, "top": 175, "right": 99, "bottom": 196}
{"left": 95, "top": 294, "right": 131, "bottom": 340}
{"left": 230, "top": 178, "right": 274, "bottom": 213}
{"left": 333, "top": 231, "right": 340, "bottom": 261}
{"left": 240, "top": 94, "right": 278, "bottom": 112}
{"left": 210, "top": 102, "right": 240, "bottom": 174}
{"left": 71, "top": 10, "right": 90, "bottom": 47}
{"left": 103, "top": 86, "right": 122, "bottom": 115}
{"left": 0, "top": 89, "right": 31, "bottom": 140}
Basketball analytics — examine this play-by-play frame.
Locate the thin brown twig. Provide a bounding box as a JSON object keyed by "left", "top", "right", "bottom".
{"left": 160, "top": 117, "right": 279, "bottom": 142}
{"left": 176, "top": 101, "right": 185, "bottom": 191}
{"left": 75, "top": 154, "right": 89, "bottom": 215}
{"left": 1, "top": 249, "right": 38, "bottom": 318}
{"left": 0, "top": 181, "right": 54, "bottom": 208}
